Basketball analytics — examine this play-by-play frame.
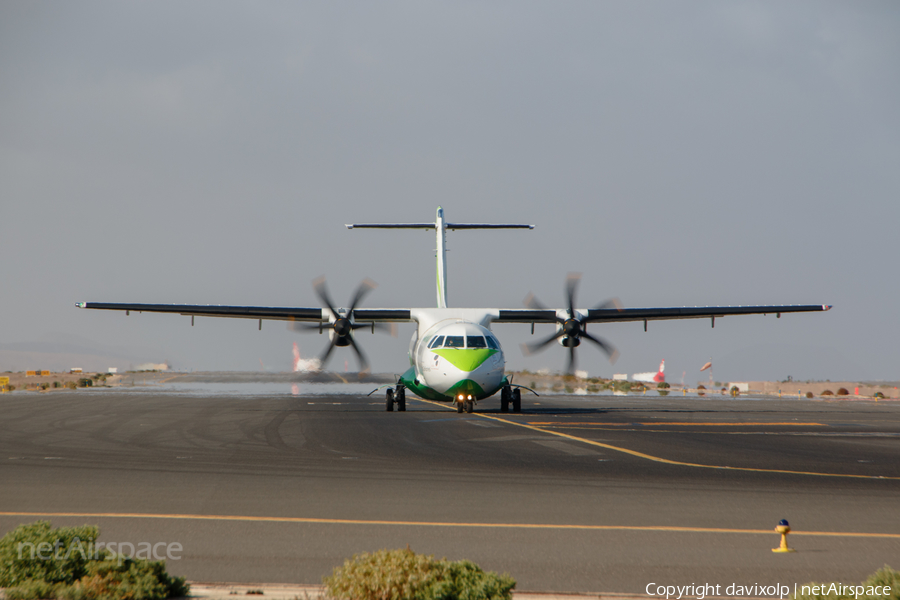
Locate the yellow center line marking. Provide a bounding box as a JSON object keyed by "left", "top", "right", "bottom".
{"left": 1, "top": 512, "right": 897, "bottom": 539}
{"left": 526, "top": 422, "right": 827, "bottom": 427}
{"left": 413, "top": 398, "right": 900, "bottom": 481}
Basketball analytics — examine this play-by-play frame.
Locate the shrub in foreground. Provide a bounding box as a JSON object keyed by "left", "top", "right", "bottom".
{"left": 794, "top": 565, "right": 898, "bottom": 600}
{"left": 0, "top": 521, "right": 188, "bottom": 600}
{"left": 324, "top": 548, "right": 515, "bottom": 600}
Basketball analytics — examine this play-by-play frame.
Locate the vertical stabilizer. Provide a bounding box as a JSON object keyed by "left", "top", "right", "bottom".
{"left": 346, "top": 208, "right": 533, "bottom": 308}
{"left": 435, "top": 207, "right": 448, "bottom": 308}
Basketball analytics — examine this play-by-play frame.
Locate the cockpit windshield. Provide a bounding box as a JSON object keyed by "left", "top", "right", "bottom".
{"left": 428, "top": 336, "right": 444, "bottom": 349}
{"left": 466, "top": 336, "right": 486, "bottom": 348}
{"left": 485, "top": 335, "right": 499, "bottom": 350}
{"left": 444, "top": 336, "right": 465, "bottom": 348}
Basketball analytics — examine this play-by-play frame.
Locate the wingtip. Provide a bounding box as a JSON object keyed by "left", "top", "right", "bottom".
{"left": 824, "top": 305, "right": 833, "bottom": 311}
{"left": 75, "top": 302, "right": 85, "bottom": 308}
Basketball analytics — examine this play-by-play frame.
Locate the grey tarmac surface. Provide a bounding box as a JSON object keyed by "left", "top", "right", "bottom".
{"left": 1, "top": 387, "right": 899, "bottom": 594}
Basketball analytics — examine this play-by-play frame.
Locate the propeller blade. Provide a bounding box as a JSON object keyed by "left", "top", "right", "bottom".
{"left": 347, "top": 335, "right": 370, "bottom": 377}
{"left": 318, "top": 336, "right": 338, "bottom": 367}
{"left": 347, "top": 278, "right": 377, "bottom": 314}
{"left": 524, "top": 292, "right": 548, "bottom": 311}
{"left": 524, "top": 293, "right": 565, "bottom": 324}
{"left": 312, "top": 276, "right": 339, "bottom": 320}
{"left": 565, "top": 272, "right": 581, "bottom": 319}
{"left": 592, "top": 297, "right": 623, "bottom": 312}
{"left": 582, "top": 331, "right": 620, "bottom": 364}
{"left": 566, "top": 342, "right": 576, "bottom": 375}
{"left": 350, "top": 322, "right": 398, "bottom": 337}
{"left": 288, "top": 321, "right": 325, "bottom": 333}
{"left": 522, "top": 329, "right": 565, "bottom": 356}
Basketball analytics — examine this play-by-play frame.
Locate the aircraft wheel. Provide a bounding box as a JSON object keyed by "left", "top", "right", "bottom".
{"left": 397, "top": 387, "right": 406, "bottom": 412}
{"left": 385, "top": 388, "right": 394, "bottom": 412}
{"left": 465, "top": 400, "right": 474, "bottom": 414}
{"left": 456, "top": 401, "right": 464, "bottom": 414}
{"left": 500, "top": 387, "right": 510, "bottom": 413}
{"left": 512, "top": 388, "right": 521, "bottom": 413}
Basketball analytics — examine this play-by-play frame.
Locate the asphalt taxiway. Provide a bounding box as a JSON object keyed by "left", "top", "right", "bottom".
{"left": 1, "top": 389, "right": 898, "bottom": 593}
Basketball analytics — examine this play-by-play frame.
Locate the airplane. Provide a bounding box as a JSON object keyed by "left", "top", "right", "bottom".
{"left": 76, "top": 207, "right": 831, "bottom": 414}
{"left": 632, "top": 360, "right": 666, "bottom": 384}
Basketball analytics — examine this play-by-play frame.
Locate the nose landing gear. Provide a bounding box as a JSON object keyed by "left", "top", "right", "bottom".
{"left": 456, "top": 396, "right": 476, "bottom": 413}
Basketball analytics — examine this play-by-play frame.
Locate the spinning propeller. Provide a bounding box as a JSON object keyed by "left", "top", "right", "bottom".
{"left": 291, "top": 276, "right": 393, "bottom": 376}
{"left": 522, "top": 273, "right": 621, "bottom": 375}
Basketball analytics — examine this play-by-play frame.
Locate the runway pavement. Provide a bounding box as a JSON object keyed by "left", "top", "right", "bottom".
{"left": 1, "top": 387, "right": 898, "bottom": 593}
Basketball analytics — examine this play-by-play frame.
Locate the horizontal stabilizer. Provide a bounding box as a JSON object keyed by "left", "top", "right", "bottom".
{"left": 346, "top": 223, "right": 435, "bottom": 229}
{"left": 346, "top": 223, "right": 534, "bottom": 229}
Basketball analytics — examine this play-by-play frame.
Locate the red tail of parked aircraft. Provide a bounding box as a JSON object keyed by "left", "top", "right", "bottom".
{"left": 633, "top": 360, "right": 665, "bottom": 383}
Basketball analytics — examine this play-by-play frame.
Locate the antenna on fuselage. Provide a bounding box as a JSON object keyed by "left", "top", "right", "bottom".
{"left": 346, "top": 207, "right": 534, "bottom": 308}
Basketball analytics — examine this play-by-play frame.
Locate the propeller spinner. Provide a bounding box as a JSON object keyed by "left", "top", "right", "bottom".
{"left": 522, "top": 273, "right": 621, "bottom": 375}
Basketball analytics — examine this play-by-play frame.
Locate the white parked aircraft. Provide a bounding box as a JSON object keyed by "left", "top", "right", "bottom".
{"left": 633, "top": 360, "right": 666, "bottom": 384}
{"left": 77, "top": 207, "right": 830, "bottom": 414}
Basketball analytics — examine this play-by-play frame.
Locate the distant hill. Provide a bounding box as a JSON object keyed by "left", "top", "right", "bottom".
{"left": 0, "top": 336, "right": 167, "bottom": 373}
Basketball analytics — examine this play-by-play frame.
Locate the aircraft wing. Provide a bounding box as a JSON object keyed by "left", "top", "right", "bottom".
{"left": 75, "top": 302, "right": 414, "bottom": 323}
{"left": 494, "top": 304, "right": 831, "bottom": 324}
{"left": 75, "top": 302, "right": 325, "bottom": 321}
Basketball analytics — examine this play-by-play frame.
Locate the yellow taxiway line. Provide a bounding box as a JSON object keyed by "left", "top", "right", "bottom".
{"left": 1, "top": 512, "right": 898, "bottom": 539}
{"left": 415, "top": 399, "right": 900, "bottom": 481}
{"left": 526, "top": 422, "right": 827, "bottom": 427}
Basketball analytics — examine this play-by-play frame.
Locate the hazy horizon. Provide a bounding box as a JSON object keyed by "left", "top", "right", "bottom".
{"left": 2, "top": 2, "right": 897, "bottom": 383}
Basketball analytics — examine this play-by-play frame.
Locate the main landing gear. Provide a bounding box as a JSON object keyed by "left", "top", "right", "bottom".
{"left": 385, "top": 384, "right": 406, "bottom": 412}
{"left": 500, "top": 386, "right": 521, "bottom": 413}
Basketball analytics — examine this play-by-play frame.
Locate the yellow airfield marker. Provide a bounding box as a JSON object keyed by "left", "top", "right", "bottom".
{"left": 773, "top": 519, "right": 796, "bottom": 553}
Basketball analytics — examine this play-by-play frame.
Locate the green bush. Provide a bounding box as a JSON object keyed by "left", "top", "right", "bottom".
{"left": 77, "top": 379, "right": 92, "bottom": 388}
{"left": 837, "top": 387, "right": 849, "bottom": 396}
{"left": 5, "top": 578, "right": 59, "bottom": 600}
{"left": 612, "top": 380, "right": 631, "bottom": 392}
{"left": 875, "top": 392, "right": 885, "bottom": 399}
{"left": 656, "top": 382, "right": 670, "bottom": 389}
{"left": 0, "top": 521, "right": 99, "bottom": 586}
{"left": 323, "top": 548, "right": 515, "bottom": 600}
{"left": 822, "top": 390, "right": 834, "bottom": 396}
{"left": 794, "top": 565, "right": 899, "bottom": 600}
{"left": 0, "top": 521, "right": 188, "bottom": 600}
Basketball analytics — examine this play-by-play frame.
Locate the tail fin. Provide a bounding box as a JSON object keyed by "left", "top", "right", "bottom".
{"left": 653, "top": 360, "right": 666, "bottom": 383}
{"left": 346, "top": 207, "right": 533, "bottom": 308}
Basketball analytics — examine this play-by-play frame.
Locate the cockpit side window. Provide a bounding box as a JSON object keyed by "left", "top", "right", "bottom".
{"left": 444, "top": 336, "right": 465, "bottom": 348}
{"left": 428, "top": 336, "right": 444, "bottom": 349}
{"left": 485, "top": 335, "right": 499, "bottom": 350}
{"left": 466, "top": 336, "right": 486, "bottom": 348}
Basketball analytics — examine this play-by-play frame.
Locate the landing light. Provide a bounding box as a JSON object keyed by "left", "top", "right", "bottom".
{"left": 467, "top": 395, "right": 472, "bottom": 400}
